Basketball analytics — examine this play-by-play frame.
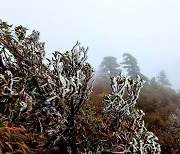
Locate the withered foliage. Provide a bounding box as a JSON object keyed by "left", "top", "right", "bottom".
{"left": 0, "top": 20, "right": 160, "bottom": 153}
{"left": 0, "top": 121, "right": 34, "bottom": 153}
{"left": 136, "top": 85, "right": 180, "bottom": 153}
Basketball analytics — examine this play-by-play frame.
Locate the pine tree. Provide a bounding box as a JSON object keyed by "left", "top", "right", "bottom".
{"left": 157, "top": 70, "right": 171, "bottom": 87}
{"left": 121, "top": 53, "right": 149, "bottom": 84}
{"left": 121, "top": 53, "right": 140, "bottom": 77}
{"left": 97, "top": 56, "right": 121, "bottom": 79}
{"left": 150, "top": 77, "right": 158, "bottom": 85}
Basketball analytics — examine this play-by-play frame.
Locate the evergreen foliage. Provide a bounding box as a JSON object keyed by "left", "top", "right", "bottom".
{"left": 97, "top": 56, "right": 121, "bottom": 79}
{"left": 121, "top": 53, "right": 149, "bottom": 84}
{"left": 121, "top": 53, "right": 140, "bottom": 77}
{"left": 150, "top": 77, "right": 158, "bottom": 85}
{"left": 157, "top": 70, "right": 172, "bottom": 87}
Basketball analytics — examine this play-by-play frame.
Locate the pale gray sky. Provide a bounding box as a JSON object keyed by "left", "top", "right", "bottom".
{"left": 1, "top": 0, "right": 180, "bottom": 90}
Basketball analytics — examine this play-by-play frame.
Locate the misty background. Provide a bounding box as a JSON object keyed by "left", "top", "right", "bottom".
{"left": 1, "top": 0, "right": 180, "bottom": 90}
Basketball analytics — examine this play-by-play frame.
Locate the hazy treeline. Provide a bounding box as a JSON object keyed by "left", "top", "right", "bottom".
{"left": 95, "top": 54, "right": 171, "bottom": 88}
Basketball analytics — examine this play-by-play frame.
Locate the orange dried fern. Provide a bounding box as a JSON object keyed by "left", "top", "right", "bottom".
{"left": 0, "top": 121, "right": 34, "bottom": 154}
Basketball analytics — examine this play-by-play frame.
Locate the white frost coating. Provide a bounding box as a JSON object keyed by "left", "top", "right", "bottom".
{"left": 19, "top": 101, "right": 27, "bottom": 111}
{"left": 45, "top": 95, "right": 59, "bottom": 105}
{"left": 59, "top": 62, "right": 63, "bottom": 73}
{"left": 12, "top": 77, "right": 20, "bottom": 82}
{"left": 59, "top": 74, "right": 67, "bottom": 87}
{"left": 0, "top": 74, "right": 6, "bottom": 83}
{"left": 76, "top": 70, "right": 83, "bottom": 87}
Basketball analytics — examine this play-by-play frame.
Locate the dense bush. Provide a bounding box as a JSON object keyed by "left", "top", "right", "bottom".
{"left": 0, "top": 21, "right": 161, "bottom": 153}
{"left": 102, "top": 75, "right": 161, "bottom": 153}
{"left": 139, "top": 86, "right": 180, "bottom": 153}
{"left": 93, "top": 81, "right": 180, "bottom": 153}
{"left": 0, "top": 20, "right": 94, "bottom": 153}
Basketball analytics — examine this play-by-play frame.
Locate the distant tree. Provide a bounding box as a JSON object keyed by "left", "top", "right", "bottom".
{"left": 139, "top": 73, "right": 149, "bottom": 85}
{"left": 157, "top": 70, "right": 172, "bottom": 87}
{"left": 150, "top": 77, "right": 158, "bottom": 85}
{"left": 121, "top": 53, "right": 149, "bottom": 83}
{"left": 97, "top": 56, "right": 121, "bottom": 79}
{"left": 121, "top": 53, "right": 140, "bottom": 78}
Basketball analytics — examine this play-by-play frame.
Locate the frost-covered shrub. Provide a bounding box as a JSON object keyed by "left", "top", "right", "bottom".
{"left": 42, "top": 43, "right": 93, "bottom": 152}
{"left": 0, "top": 20, "right": 93, "bottom": 152}
{"left": 0, "top": 21, "right": 46, "bottom": 121}
{"left": 169, "top": 108, "right": 180, "bottom": 152}
{"left": 102, "top": 74, "right": 161, "bottom": 153}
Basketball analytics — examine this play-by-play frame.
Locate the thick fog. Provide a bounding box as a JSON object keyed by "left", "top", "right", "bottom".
{"left": 1, "top": 0, "right": 180, "bottom": 90}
